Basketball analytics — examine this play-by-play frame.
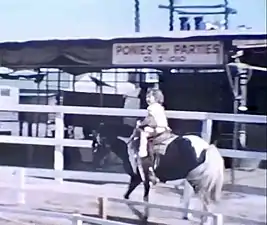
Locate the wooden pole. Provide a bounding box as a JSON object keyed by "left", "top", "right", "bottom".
{"left": 98, "top": 197, "right": 108, "bottom": 219}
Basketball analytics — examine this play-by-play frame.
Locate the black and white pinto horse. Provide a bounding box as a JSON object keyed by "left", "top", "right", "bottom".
{"left": 92, "top": 126, "right": 224, "bottom": 224}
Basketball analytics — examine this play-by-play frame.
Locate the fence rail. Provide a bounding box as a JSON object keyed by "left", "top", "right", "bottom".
{"left": 0, "top": 166, "right": 265, "bottom": 225}
{"left": 1, "top": 166, "right": 224, "bottom": 225}
{"left": 0, "top": 206, "right": 132, "bottom": 225}
{"left": 0, "top": 135, "right": 265, "bottom": 160}
{"left": 0, "top": 104, "right": 266, "bottom": 183}
{"left": 1, "top": 104, "right": 266, "bottom": 123}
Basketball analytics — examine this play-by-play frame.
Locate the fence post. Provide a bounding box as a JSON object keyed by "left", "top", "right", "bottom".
{"left": 71, "top": 213, "right": 83, "bottom": 225}
{"left": 16, "top": 168, "right": 25, "bottom": 205}
{"left": 98, "top": 197, "right": 108, "bottom": 219}
{"left": 54, "top": 112, "right": 64, "bottom": 183}
{"left": 201, "top": 119, "right": 213, "bottom": 143}
{"left": 213, "top": 213, "right": 223, "bottom": 225}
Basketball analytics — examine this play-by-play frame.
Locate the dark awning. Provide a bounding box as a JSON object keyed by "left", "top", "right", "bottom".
{"left": 0, "top": 30, "right": 266, "bottom": 74}
{"left": 241, "top": 46, "right": 267, "bottom": 70}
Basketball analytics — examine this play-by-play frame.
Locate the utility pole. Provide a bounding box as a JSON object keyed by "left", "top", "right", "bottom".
{"left": 134, "top": 0, "right": 140, "bottom": 32}
{"left": 169, "top": 0, "right": 174, "bottom": 31}
{"left": 224, "top": 0, "right": 229, "bottom": 29}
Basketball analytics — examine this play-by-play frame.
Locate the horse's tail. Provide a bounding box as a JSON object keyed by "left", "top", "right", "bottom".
{"left": 203, "top": 144, "right": 224, "bottom": 202}
{"left": 187, "top": 144, "right": 224, "bottom": 203}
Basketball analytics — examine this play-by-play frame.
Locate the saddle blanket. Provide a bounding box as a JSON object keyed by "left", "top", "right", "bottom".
{"left": 150, "top": 132, "right": 178, "bottom": 156}
{"left": 127, "top": 133, "right": 178, "bottom": 174}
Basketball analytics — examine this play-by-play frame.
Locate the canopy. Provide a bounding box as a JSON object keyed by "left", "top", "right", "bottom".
{"left": 0, "top": 30, "right": 266, "bottom": 75}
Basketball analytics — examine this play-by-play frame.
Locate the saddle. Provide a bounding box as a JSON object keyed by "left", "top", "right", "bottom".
{"left": 148, "top": 131, "right": 172, "bottom": 144}
{"left": 147, "top": 131, "right": 177, "bottom": 169}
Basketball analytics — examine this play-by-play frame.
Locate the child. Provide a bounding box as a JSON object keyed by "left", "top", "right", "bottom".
{"left": 137, "top": 89, "right": 170, "bottom": 184}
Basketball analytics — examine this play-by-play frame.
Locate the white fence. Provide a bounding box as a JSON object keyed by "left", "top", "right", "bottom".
{"left": 0, "top": 104, "right": 266, "bottom": 172}
{"left": 0, "top": 104, "right": 266, "bottom": 181}
{"left": 0, "top": 105, "right": 265, "bottom": 225}
{"left": 0, "top": 206, "right": 132, "bottom": 225}
{"left": 1, "top": 166, "right": 266, "bottom": 225}
{"left": 0, "top": 166, "right": 223, "bottom": 225}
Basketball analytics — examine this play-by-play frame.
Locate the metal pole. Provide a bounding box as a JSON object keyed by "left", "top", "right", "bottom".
{"left": 99, "top": 72, "right": 103, "bottom": 107}
{"left": 231, "top": 60, "right": 248, "bottom": 183}
{"left": 134, "top": 0, "right": 140, "bottom": 88}
{"left": 72, "top": 75, "right": 76, "bottom": 92}
{"left": 45, "top": 71, "right": 49, "bottom": 137}
{"left": 134, "top": 0, "right": 140, "bottom": 32}
{"left": 169, "top": 0, "right": 174, "bottom": 31}
{"left": 114, "top": 69, "right": 118, "bottom": 94}
{"left": 35, "top": 81, "right": 40, "bottom": 137}
{"left": 69, "top": 74, "right": 76, "bottom": 139}
{"left": 239, "top": 72, "right": 248, "bottom": 147}
{"left": 57, "top": 69, "right": 62, "bottom": 106}
{"left": 231, "top": 74, "right": 239, "bottom": 184}
{"left": 224, "top": 0, "right": 229, "bottom": 29}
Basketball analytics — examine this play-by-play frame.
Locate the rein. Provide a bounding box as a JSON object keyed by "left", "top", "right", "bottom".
{"left": 126, "top": 127, "right": 139, "bottom": 145}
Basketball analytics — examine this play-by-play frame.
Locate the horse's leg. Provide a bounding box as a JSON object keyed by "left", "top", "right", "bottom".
{"left": 141, "top": 157, "right": 151, "bottom": 202}
{"left": 200, "top": 197, "right": 212, "bottom": 225}
{"left": 182, "top": 180, "right": 194, "bottom": 220}
{"left": 143, "top": 179, "right": 150, "bottom": 202}
{"left": 142, "top": 179, "right": 151, "bottom": 221}
{"left": 124, "top": 175, "right": 141, "bottom": 199}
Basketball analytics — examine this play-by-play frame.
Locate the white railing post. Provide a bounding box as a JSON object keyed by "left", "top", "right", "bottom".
{"left": 213, "top": 213, "right": 223, "bottom": 225}
{"left": 98, "top": 197, "right": 108, "bottom": 219}
{"left": 16, "top": 168, "right": 25, "bottom": 205}
{"left": 54, "top": 112, "right": 64, "bottom": 183}
{"left": 201, "top": 119, "right": 213, "bottom": 143}
{"left": 71, "top": 213, "right": 83, "bottom": 225}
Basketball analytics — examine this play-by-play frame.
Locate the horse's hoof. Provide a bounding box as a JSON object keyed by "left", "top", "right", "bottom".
{"left": 200, "top": 217, "right": 212, "bottom": 225}
{"left": 143, "top": 196, "right": 149, "bottom": 202}
{"left": 149, "top": 177, "right": 159, "bottom": 186}
{"left": 124, "top": 195, "right": 129, "bottom": 200}
{"left": 182, "top": 214, "right": 193, "bottom": 221}
{"left": 142, "top": 216, "right": 148, "bottom": 221}
{"left": 200, "top": 221, "right": 211, "bottom": 225}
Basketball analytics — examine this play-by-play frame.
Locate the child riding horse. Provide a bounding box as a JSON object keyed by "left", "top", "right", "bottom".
{"left": 137, "top": 89, "right": 171, "bottom": 184}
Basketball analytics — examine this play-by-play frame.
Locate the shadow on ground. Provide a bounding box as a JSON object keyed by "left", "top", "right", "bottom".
{"left": 39, "top": 209, "right": 170, "bottom": 225}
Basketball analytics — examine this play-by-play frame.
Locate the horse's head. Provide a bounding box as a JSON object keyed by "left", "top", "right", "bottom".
{"left": 92, "top": 122, "right": 142, "bottom": 171}
{"left": 127, "top": 126, "right": 141, "bottom": 154}
{"left": 92, "top": 123, "right": 145, "bottom": 176}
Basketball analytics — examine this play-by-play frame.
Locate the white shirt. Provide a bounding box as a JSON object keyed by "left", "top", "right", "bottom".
{"left": 147, "top": 103, "right": 168, "bottom": 129}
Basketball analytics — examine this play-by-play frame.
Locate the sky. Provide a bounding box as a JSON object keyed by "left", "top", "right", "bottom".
{"left": 0, "top": 0, "right": 266, "bottom": 42}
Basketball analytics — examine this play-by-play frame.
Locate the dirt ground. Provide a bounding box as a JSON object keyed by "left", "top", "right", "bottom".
{"left": 0, "top": 169, "right": 266, "bottom": 225}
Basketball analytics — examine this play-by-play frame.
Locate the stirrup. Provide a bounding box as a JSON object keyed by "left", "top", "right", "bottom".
{"left": 148, "top": 167, "right": 159, "bottom": 185}
{"left": 138, "top": 148, "right": 148, "bottom": 158}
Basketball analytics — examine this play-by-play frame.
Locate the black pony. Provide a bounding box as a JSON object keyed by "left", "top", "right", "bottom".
{"left": 92, "top": 126, "right": 224, "bottom": 224}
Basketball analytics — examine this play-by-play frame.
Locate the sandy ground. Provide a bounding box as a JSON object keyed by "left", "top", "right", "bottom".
{"left": 0, "top": 169, "right": 266, "bottom": 225}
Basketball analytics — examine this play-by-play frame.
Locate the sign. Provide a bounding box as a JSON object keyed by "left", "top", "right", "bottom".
{"left": 112, "top": 41, "right": 224, "bottom": 66}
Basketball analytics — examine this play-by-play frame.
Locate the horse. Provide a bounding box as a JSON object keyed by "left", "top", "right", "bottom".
{"left": 92, "top": 125, "right": 224, "bottom": 224}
